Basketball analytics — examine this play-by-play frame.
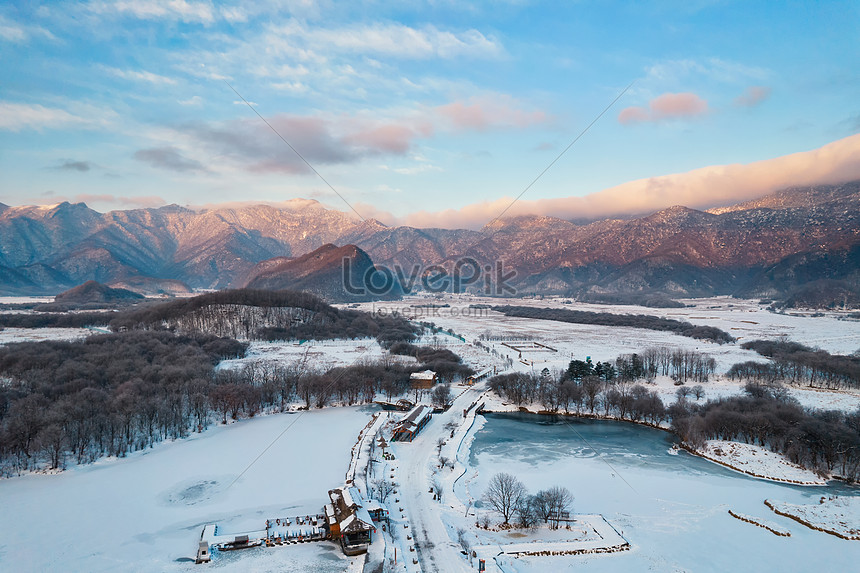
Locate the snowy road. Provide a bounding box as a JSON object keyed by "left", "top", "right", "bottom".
{"left": 394, "top": 387, "right": 485, "bottom": 573}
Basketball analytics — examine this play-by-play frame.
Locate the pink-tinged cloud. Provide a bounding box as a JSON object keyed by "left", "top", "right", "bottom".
{"left": 619, "top": 92, "right": 708, "bottom": 124}
{"left": 343, "top": 123, "right": 421, "bottom": 154}
{"left": 400, "top": 133, "right": 860, "bottom": 229}
{"left": 734, "top": 86, "right": 771, "bottom": 107}
{"left": 436, "top": 95, "right": 549, "bottom": 131}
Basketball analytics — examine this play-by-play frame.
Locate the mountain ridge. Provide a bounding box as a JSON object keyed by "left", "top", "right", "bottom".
{"left": 1, "top": 180, "right": 859, "bottom": 305}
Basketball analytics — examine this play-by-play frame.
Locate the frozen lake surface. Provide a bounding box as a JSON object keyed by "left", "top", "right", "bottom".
{"left": 467, "top": 412, "right": 860, "bottom": 572}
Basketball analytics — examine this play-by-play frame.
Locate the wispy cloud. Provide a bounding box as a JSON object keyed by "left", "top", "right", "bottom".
{"left": 267, "top": 20, "right": 503, "bottom": 60}
{"left": 0, "top": 102, "right": 91, "bottom": 131}
{"left": 436, "top": 94, "right": 549, "bottom": 131}
{"left": 734, "top": 86, "right": 771, "bottom": 107}
{"left": 178, "top": 95, "right": 203, "bottom": 106}
{"left": 104, "top": 66, "right": 177, "bottom": 85}
{"left": 619, "top": 92, "right": 708, "bottom": 124}
{"left": 134, "top": 146, "right": 205, "bottom": 172}
{"left": 0, "top": 15, "right": 56, "bottom": 43}
{"left": 54, "top": 160, "right": 93, "bottom": 172}
{"left": 88, "top": 0, "right": 216, "bottom": 24}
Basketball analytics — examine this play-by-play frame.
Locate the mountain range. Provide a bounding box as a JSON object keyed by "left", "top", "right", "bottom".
{"left": 1, "top": 181, "right": 858, "bottom": 305}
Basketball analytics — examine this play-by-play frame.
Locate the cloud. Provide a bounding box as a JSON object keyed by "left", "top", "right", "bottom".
{"left": 270, "top": 21, "right": 503, "bottom": 60}
{"left": 134, "top": 146, "right": 205, "bottom": 172}
{"left": 380, "top": 163, "right": 442, "bottom": 175}
{"left": 178, "top": 95, "right": 203, "bottom": 105}
{"left": 0, "top": 102, "right": 91, "bottom": 131}
{"left": 104, "top": 67, "right": 177, "bottom": 85}
{"left": 0, "top": 15, "right": 56, "bottom": 43}
{"left": 734, "top": 86, "right": 771, "bottom": 107}
{"left": 88, "top": 0, "right": 215, "bottom": 24}
{"left": 401, "top": 133, "right": 860, "bottom": 229}
{"left": 55, "top": 160, "right": 93, "bottom": 172}
{"left": 619, "top": 92, "right": 708, "bottom": 124}
{"left": 436, "top": 95, "right": 549, "bottom": 131}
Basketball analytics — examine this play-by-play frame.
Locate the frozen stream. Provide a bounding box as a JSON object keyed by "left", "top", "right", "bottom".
{"left": 467, "top": 413, "right": 860, "bottom": 572}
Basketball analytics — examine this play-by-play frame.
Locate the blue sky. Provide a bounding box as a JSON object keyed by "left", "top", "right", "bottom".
{"left": 1, "top": 1, "right": 858, "bottom": 227}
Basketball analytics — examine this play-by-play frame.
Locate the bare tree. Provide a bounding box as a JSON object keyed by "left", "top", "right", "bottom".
{"left": 371, "top": 478, "right": 395, "bottom": 503}
{"left": 431, "top": 477, "right": 443, "bottom": 501}
{"left": 545, "top": 486, "right": 573, "bottom": 529}
{"left": 516, "top": 496, "right": 538, "bottom": 528}
{"left": 482, "top": 472, "right": 527, "bottom": 524}
{"left": 692, "top": 385, "right": 705, "bottom": 400}
{"left": 530, "top": 490, "right": 553, "bottom": 524}
{"left": 456, "top": 527, "right": 471, "bottom": 555}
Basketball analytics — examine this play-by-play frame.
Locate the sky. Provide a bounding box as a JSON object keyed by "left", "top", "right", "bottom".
{"left": 1, "top": 0, "right": 859, "bottom": 228}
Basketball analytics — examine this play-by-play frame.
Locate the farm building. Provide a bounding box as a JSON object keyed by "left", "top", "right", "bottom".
{"left": 327, "top": 486, "right": 375, "bottom": 556}
{"left": 409, "top": 369, "right": 437, "bottom": 389}
{"left": 391, "top": 404, "right": 432, "bottom": 442}
{"left": 466, "top": 367, "right": 494, "bottom": 385}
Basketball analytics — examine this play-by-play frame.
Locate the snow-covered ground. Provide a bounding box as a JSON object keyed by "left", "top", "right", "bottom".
{"left": 0, "top": 326, "right": 92, "bottom": 345}
{"left": 644, "top": 375, "right": 860, "bottom": 414}
{"left": 0, "top": 406, "right": 375, "bottom": 572}
{"left": 0, "top": 296, "right": 54, "bottom": 304}
{"left": 766, "top": 496, "right": 860, "bottom": 540}
{"left": 217, "top": 338, "right": 417, "bottom": 374}
{"left": 352, "top": 294, "right": 860, "bottom": 359}
{"left": 695, "top": 440, "right": 827, "bottom": 485}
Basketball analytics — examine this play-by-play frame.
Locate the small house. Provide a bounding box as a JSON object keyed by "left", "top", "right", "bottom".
{"left": 466, "top": 367, "right": 493, "bottom": 385}
{"left": 328, "top": 486, "right": 375, "bottom": 556}
{"left": 391, "top": 404, "right": 432, "bottom": 442}
{"left": 409, "top": 370, "right": 437, "bottom": 390}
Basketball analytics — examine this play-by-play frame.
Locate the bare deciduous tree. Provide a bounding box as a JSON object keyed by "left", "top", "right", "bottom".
{"left": 371, "top": 478, "right": 395, "bottom": 503}
{"left": 482, "top": 472, "right": 527, "bottom": 524}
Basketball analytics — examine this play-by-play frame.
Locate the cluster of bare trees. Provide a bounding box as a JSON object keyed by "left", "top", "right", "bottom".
{"left": 729, "top": 339, "right": 860, "bottom": 389}
{"left": 671, "top": 383, "right": 860, "bottom": 481}
{"left": 488, "top": 372, "right": 667, "bottom": 425}
{"left": 0, "top": 332, "right": 246, "bottom": 475}
{"left": 482, "top": 472, "right": 573, "bottom": 529}
{"left": 638, "top": 347, "right": 717, "bottom": 384}
{"left": 491, "top": 305, "right": 735, "bottom": 343}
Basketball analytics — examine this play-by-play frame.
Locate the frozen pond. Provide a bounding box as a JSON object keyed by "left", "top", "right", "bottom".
{"left": 467, "top": 413, "right": 860, "bottom": 572}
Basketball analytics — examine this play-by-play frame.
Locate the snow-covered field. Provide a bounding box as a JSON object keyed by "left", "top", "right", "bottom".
{"left": 0, "top": 407, "right": 375, "bottom": 572}
{"left": 0, "top": 326, "right": 92, "bottom": 345}
{"left": 0, "top": 296, "right": 54, "bottom": 304}
{"left": 217, "top": 338, "right": 417, "bottom": 374}
{"left": 644, "top": 375, "right": 860, "bottom": 414}
{"left": 766, "top": 496, "right": 860, "bottom": 540}
{"left": 352, "top": 294, "right": 860, "bottom": 358}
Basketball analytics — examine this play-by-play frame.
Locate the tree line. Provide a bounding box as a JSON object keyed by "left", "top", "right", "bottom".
{"left": 671, "top": 382, "right": 860, "bottom": 481}
{"left": 489, "top": 370, "right": 668, "bottom": 425}
{"left": 729, "top": 339, "right": 860, "bottom": 389}
{"left": 491, "top": 305, "right": 735, "bottom": 343}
